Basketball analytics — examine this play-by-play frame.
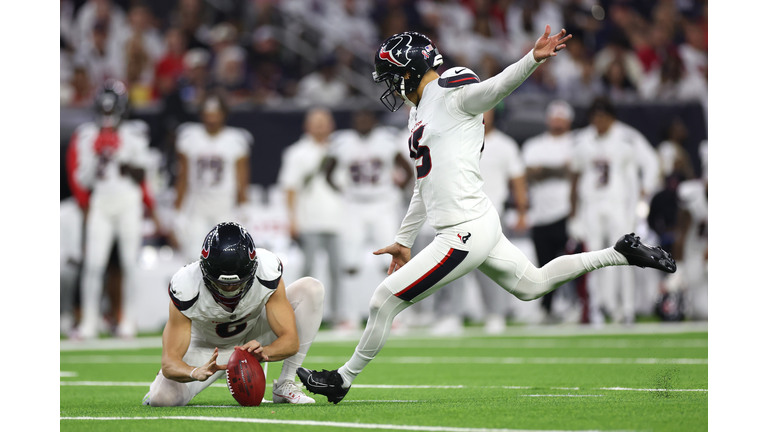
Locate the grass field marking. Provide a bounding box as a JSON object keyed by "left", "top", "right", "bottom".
{"left": 599, "top": 387, "right": 708, "bottom": 392}
{"left": 60, "top": 371, "right": 78, "bottom": 377}
{"left": 519, "top": 395, "right": 604, "bottom": 397}
{"left": 350, "top": 339, "right": 708, "bottom": 350}
{"left": 59, "top": 355, "right": 708, "bottom": 365}
{"left": 59, "top": 416, "right": 635, "bottom": 432}
{"left": 59, "top": 381, "right": 708, "bottom": 392}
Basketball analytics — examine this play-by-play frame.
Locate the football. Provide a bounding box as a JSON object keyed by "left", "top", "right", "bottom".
{"left": 226, "top": 349, "right": 266, "bottom": 406}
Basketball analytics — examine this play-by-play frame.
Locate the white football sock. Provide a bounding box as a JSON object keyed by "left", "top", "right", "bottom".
{"left": 512, "top": 247, "right": 628, "bottom": 301}
{"left": 339, "top": 283, "right": 411, "bottom": 388}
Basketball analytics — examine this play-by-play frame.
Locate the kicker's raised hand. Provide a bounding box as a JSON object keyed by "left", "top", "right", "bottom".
{"left": 533, "top": 25, "right": 572, "bottom": 62}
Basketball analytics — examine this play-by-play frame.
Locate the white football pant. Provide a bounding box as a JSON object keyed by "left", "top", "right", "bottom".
{"left": 338, "top": 208, "right": 629, "bottom": 383}
{"left": 79, "top": 195, "right": 142, "bottom": 338}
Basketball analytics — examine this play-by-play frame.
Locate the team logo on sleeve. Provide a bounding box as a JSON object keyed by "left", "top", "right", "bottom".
{"left": 458, "top": 232, "right": 472, "bottom": 244}
{"left": 379, "top": 35, "right": 412, "bottom": 67}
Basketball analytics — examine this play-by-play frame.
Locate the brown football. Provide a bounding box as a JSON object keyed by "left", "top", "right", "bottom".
{"left": 226, "top": 349, "right": 266, "bottom": 406}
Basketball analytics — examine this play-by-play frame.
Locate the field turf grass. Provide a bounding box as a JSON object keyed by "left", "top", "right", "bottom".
{"left": 60, "top": 324, "right": 707, "bottom": 431}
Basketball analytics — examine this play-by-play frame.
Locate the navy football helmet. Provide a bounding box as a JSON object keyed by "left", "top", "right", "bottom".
{"left": 200, "top": 222, "right": 258, "bottom": 310}
{"left": 372, "top": 31, "right": 443, "bottom": 112}
{"left": 94, "top": 79, "right": 129, "bottom": 128}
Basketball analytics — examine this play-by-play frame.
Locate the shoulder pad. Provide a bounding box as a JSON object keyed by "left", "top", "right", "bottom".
{"left": 169, "top": 263, "right": 201, "bottom": 311}
{"left": 255, "top": 249, "right": 283, "bottom": 290}
{"left": 225, "top": 126, "right": 254, "bottom": 146}
{"left": 176, "top": 122, "right": 201, "bottom": 138}
{"left": 438, "top": 67, "right": 480, "bottom": 88}
{"left": 122, "top": 119, "right": 149, "bottom": 136}
{"left": 74, "top": 122, "right": 98, "bottom": 136}
{"left": 677, "top": 180, "right": 703, "bottom": 203}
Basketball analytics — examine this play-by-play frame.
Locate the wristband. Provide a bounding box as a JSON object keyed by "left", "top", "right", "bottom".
{"left": 190, "top": 367, "right": 199, "bottom": 380}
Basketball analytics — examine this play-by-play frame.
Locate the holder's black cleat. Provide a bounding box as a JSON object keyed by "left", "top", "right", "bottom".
{"left": 297, "top": 367, "right": 350, "bottom": 404}
{"left": 615, "top": 233, "right": 676, "bottom": 273}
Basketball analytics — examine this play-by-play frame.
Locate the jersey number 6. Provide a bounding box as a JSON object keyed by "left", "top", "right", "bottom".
{"left": 408, "top": 125, "right": 431, "bottom": 179}
{"left": 215, "top": 317, "right": 247, "bottom": 338}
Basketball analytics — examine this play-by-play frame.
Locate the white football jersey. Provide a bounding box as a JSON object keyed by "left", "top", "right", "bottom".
{"left": 522, "top": 131, "right": 574, "bottom": 226}
{"left": 398, "top": 68, "right": 492, "bottom": 238}
{"left": 328, "top": 127, "right": 401, "bottom": 201}
{"left": 677, "top": 179, "right": 708, "bottom": 261}
{"left": 479, "top": 129, "right": 525, "bottom": 214}
{"left": 168, "top": 248, "right": 283, "bottom": 348}
{"left": 176, "top": 123, "right": 252, "bottom": 211}
{"left": 74, "top": 120, "right": 150, "bottom": 206}
{"left": 393, "top": 50, "right": 543, "bottom": 247}
{"left": 571, "top": 123, "right": 641, "bottom": 206}
{"left": 277, "top": 135, "right": 343, "bottom": 233}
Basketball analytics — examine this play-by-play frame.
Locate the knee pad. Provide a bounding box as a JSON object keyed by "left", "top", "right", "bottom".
{"left": 368, "top": 283, "right": 393, "bottom": 312}
{"left": 149, "top": 381, "right": 190, "bottom": 407}
{"left": 290, "top": 277, "right": 325, "bottom": 305}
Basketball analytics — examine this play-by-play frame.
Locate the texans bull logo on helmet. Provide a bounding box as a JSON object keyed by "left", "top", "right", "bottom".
{"left": 378, "top": 34, "right": 413, "bottom": 68}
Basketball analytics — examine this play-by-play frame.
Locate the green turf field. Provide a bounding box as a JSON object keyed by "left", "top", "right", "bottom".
{"left": 60, "top": 324, "right": 707, "bottom": 431}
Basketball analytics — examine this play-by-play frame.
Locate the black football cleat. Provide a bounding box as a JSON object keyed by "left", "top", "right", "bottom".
{"left": 614, "top": 233, "right": 676, "bottom": 273}
{"left": 296, "top": 367, "right": 349, "bottom": 404}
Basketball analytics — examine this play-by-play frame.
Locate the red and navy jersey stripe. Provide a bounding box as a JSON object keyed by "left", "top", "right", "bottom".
{"left": 169, "top": 283, "right": 199, "bottom": 311}
{"left": 395, "top": 248, "right": 469, "bottom": 301}
{"left": 438, "top": 73, "right": 480, "bottom": 88}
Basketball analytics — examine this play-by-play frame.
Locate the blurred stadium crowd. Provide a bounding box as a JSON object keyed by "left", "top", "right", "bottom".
{"left": 60, "top": 0, "right": 707, "bottom": 110}
{"left": 60, "top": 0, "right": 708, "bottom": 339}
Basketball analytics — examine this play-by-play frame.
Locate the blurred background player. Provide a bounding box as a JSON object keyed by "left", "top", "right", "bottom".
{"left": 668, "top": 141, "right": 707, "bottom": 320}
{"left": 277, "top": 108, "right": 344, "bottom": 326}
{"left": 430, "top": 107, "right": 528, "bottom": 335}
{"left": 74, "top": 79, "right": 162, "bottom": 339}
{"left": 522, "top": 100, "right": 581, "bottom": 323}
{"left": 323, "top": 110, "right": 413, "bottom": 330}
{"left": 174, "top": 91, "right": 252, "bottom": 263}
{"left": 569, "top": 97, "right": 660, "bottom": 325}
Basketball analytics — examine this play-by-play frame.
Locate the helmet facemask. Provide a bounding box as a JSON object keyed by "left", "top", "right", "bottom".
{"left": 373, "top": 72, "right": 410, "bottom": 112}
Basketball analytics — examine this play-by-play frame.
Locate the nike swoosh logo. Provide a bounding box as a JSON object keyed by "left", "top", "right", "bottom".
{"left": 455, "top": 68, "right": 466, "bottom": 74}
{"left": 307, "top": 376, "right": 328, "bottom": 388}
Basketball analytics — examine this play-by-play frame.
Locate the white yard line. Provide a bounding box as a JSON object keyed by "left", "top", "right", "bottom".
{"left": 519, "top": 395, "right": 604, "bottom": 397}
{"left": 599, "top": 387, "right": 708, "bottom": 392}
{"left": 59, "top": 322, "right": 707, "bottom": 352}
{"left": 60, "top": 355, "right": 707, "bottom": 365}
{"left": 58, "top": 416, "right": 634, "bottom": 432}
{"left": 60, "top": 381, "right": 707, "bottom": 392}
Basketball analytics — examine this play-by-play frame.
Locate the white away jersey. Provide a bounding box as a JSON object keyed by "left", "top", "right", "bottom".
{"left": 277, "top": 136, "right": 343, "bottom": 233}
{"left": 168, "top": 248, "right": 282, "bottom": 347}
{"left": 74, "top": 120, "right": 150, "bottom": 205}
{"left": 176, "top": 123, "right": 252, "bottom": 210}
{"left": 328, "top": 127, "right": 401, "bottom": 201}
{"left": 400, "top": 68, "right": 491, "bottom": 236}
{"left": 571, "top": 122, "right": 644, "bottom": 205}
{"left": 677, "top": 179, "right": 708, "bottom": 259}
{"left": 480, "top": 129, "right": 525, "bottom": 214}
{"left": 393, "top": 50, "right": 543, "bottom": 247}
{"left": 522, "top": 131, "right": 574, "bottom": 226}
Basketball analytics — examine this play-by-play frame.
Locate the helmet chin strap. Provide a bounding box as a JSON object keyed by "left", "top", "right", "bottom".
{"left": 400, "top": 78, "right": 417, "bottom": 108}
